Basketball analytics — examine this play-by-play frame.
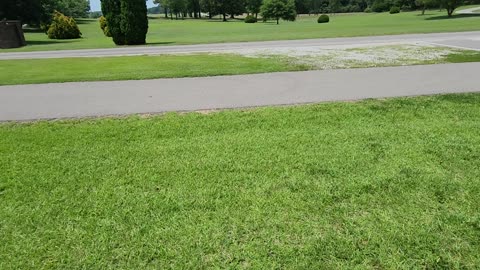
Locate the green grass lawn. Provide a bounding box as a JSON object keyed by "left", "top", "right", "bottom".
{"left": 1, "top": 49, "right": 479, "bottom": 86}
{"left": 1, "top": 93, "right": 480, "bottom": 268}
{"left": 0, "top": 54, "right": 306, "bottom": 85}
{"left": 2, "top": 8, "right": 480, "bottom": 52}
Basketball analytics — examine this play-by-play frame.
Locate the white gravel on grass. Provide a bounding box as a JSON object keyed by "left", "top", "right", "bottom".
{"left": 223, "top": 43, "right": 458, "bottom": 69}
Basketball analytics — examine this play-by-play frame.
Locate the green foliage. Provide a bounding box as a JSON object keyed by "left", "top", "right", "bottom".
{"left": 371, "top": 0, "right": 392, "bottom": 12}
{"left": 318, "top": 14, "right": 330, "bottom": 23}
{"left": 438, "top": 0, "right": 463, "bottom": 16}
{"left": 46, "top": 11, "right": 82, "bottom": 39}
{"left": 364, "top": 7, "right": 372, "bottom": 12}
{"left": 120, "top": 0, "right": 149, "bottom": 45}
{"left": 101, "top": 0, "right": 148, "bottom": 45}
{"left": 101, "top": 0, "right": 125, "bottom": 45}
{"left": 390, "top": 6, "right": 400, "bottom": 13}
{"left": 89, "top": 11, "right": 103, "bottom": 19}
{"left": 99, "top": 16, "right": 112, "bottom": 37}
{"left": 0, "top": 0, "right": 43, "bottom": 24}
{"left": 54, "top": 0, "right": 90, "bottom": 18}
{"left": 0, "top": 0, "right": 89, "bottom": 24}
{"left": 261, "top": 0, "right": 297, "bottom": 24}
{"left": 246, "top": 0, "right": 264, "bottom": 14}
{"left": 245, "top": 14, "right": 258, "bottom": 23}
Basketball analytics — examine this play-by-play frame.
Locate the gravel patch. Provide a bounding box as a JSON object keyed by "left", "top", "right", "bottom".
{"left": 223, "top": 43, "right": 458, "bottom": 69}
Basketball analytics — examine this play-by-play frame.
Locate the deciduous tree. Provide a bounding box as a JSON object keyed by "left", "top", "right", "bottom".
{"left": 261, "top": 0, "right": 296, "bottom": 24}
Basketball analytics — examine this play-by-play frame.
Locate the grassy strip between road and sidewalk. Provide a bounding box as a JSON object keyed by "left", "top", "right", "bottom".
{"left": 1, "top": 8, "right": 480, "bottom": 53}
{"left": 0, "top": 54, "right": 307, "bottom": 85}
{"left": 1, "top": 93, "right": 480, "bottom": 268}
{"left": 1, "top": 49, "right": 480, "bottom": 85}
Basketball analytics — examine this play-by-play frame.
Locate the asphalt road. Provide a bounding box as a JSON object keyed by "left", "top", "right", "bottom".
{"left": 1, "top": 31, "right": 480, "bottom": 60}
{"left": 0, "top": 62, "right": 478, "bottom": 121}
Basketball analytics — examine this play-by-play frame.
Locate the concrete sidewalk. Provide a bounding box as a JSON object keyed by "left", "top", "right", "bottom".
{"left": 0, "top": 62, "right": 479, "bottom": 121}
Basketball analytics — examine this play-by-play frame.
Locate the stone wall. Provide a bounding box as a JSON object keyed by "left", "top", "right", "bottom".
{"left": 0, "top": 20, "right": 27, "bottom": 49}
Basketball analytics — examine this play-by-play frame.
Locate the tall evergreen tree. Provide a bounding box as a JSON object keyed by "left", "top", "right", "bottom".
{"left": 101, "top": 0, "right": 125, "bottom": 45}
{"left": 101, "top": 0, "right": 148, "bottom": 45}
{"left": 120, "top": 0, "right": 148, "bottom": 44}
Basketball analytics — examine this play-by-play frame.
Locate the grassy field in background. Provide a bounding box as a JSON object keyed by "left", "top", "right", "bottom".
{"left": 2, "top": 8, "right": 480, "bottom": 52}
{"left": 1, "top": 93, "right": 480, "bottom": 268}
{"left": 1, "top": 50, "right": 479, "bottom": 85}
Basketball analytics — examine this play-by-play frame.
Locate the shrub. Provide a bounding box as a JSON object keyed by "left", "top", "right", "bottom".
{"left": 47, "top": 11, "right": 82, "bottom": 39}
{"left": 99, "top": 16, "right": 112, "bottom": 37}
{"left": 245, "top": 15, "right": 258, "bottom": 23}
{"left": 364, "top": 7, "right": 372, "bottom": 13}
{"left": 317, "top": 14, "right": 330, "bottom": 23}
{"left": 390, "top": 6, "right": 400, "bottom": 14}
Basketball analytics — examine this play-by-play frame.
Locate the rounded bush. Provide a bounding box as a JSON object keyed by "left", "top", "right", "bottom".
{"left": 99, "top": 16, "right": 112, "bottom": 37}
{"left": 390, "top": 6, "right": 400, "bottom": 14}
{"left": 364, "top": 7, "right": 372, "bottom": 13}
{"left": 47, "top": 11, "right": 82, "bottom": 39}
{"left": 245, "top": 15, "right": 258, "bottom": 23}
{"left": 317, "top": 14, "right": 330, "bottom": 23}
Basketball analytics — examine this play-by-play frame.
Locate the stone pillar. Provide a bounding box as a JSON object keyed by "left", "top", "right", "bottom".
{"left": 0, "top": 20, "right": 27, "bottom": 49}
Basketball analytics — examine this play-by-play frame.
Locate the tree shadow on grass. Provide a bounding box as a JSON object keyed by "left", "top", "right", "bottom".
{"left": 205, "top": 18, "right": 246, "bottom": 23}
{"left": 425, "top": 13, "right": 480, "bottom": 20}
{"left": 146, "top": 41, "right": 176, "bottom": 45}
{"left": 26, "top": 40, "right": 75, "bottom": 45}
{"left": 23, "top": 28, "right": 44, "bottom": 33}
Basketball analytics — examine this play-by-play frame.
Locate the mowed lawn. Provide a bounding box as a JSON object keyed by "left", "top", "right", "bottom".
{"left": 1, "top": 94, "right": 480, "bottom": 268}
{"left": 3, "top": 9, "right": 480, "bottom": 52}
{"left": 1, "top": 50, "right": 479, "bottom": 85}
{"left": 0, "top": 54, "right": 306, "bottom": 85}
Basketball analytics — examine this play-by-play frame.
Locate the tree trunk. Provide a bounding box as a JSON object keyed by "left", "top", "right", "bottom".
{"left": 223, "top": 13, "right": 227, "bottom": 21}
{"left": 276, "top": 18, "right": 279, "bottom": 24}
{"left": 164, "top": 8, "right": 168, "bottom": 18}
{"left": 447, "top": 7, "right": 454, "bottom": 17}
{"left": 422, "top": 4, "right": 425, "bottom": 15}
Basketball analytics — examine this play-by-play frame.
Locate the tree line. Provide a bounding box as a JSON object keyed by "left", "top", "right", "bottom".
{"left": 0, "top": 0, "right": 90, "bottom": 24}
{"left": 154, "top": 0, "right": 477, "bottom": 19}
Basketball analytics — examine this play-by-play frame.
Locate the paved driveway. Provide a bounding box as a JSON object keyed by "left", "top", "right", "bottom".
{"left": 0, "top": 63, "right": 478, "bottom": 121}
